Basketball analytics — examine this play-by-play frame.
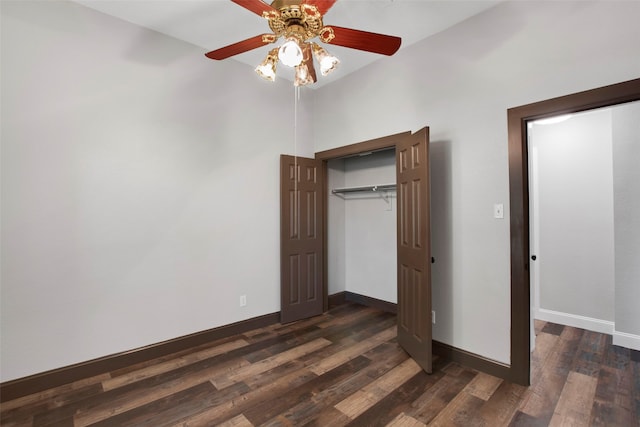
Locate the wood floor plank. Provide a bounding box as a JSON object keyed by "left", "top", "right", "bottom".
{"left": 479, "top": 380, "right": 528, "bottom": 425}
{"left": 548, "top": 371, "right": 598, "bottom": 426}
{"left": 319, "top": 310, "right": 395, "bottom": 345}
{"left": 316, "top": 304, "right": 379, "bottom": 329}
{"left": 245, "top": 310, "right": 392, "bottom": 364}
{"left": 508, "top": 410, "right": 550, "bottom": 427}
{"left": 211, "top": 338, "right": 331, "bottom": 389}
{"left": 261, "top": 342, "right": 410, "bottom": 426}
{"left": 0, "top": 381, "right": 103, "bottom": 426}
{"left": 335, "top": 358, "right": 422, "bottom": 419}
{"left": 0, "top": 373, "right": 109, "bottom": 413}
{"left": 541, "top": 322, "right": 565, "bottom": 336}
{"left": 295, "top": 312, "right": 396, "bottom": 366}
{"left": 171, "top": 362, "right": 322, "bottom": 425}
{"left": 570, "top": 330, "right": 607, "bottom": 378}
{"left": 519, "top": 326, "right": 584, "bottom": 422}
{"left": 215, "top": 414, "right": 254, "bottom": 427}
{"left": 87, "top": 381, "right": 240, "bottom": 427}
{"left": 591, "top": 365, "right": 623, "bottom": 426}
{"left": 70, "top": 356, "right": 253, "bottom": 426}
{"left": 386, "top": 412, "right": 427, "bottom": 427}
{"left": 345, "top": 368, "right": 438, "bottom": 426}
{"left": 425, "top": 390, "right": 486, "bottom": 427}
{"left": 180, "top": 366, "right": 317, "bottom": 425}
{"left": 530, "top": 330, "right": 559, "bottom": 374}
{"left": 242, "top": 355, "right": 371, "bottom": 425}
{"left": 408, "top": 364, "right": 478, "bottom": 425}
{"left": 103, "top": 338, "right": 250, "bottom": 391}
{"left": 554, "top": 326, "right": 584, "bottom": 377}
{"left": 309, "top": 325, "right": 396, "bottom": 375}
{"left": 465, "top": 371, "right": 503, "bottom": 401}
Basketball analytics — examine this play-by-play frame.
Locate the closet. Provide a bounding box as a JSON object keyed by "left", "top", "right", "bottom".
{"left": 279, "top": 128, "right": 433, "bottom": 372}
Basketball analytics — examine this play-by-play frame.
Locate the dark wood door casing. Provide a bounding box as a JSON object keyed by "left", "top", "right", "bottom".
{"left": 507, "top": 77, "right": 640, "bottom": 385}
{"left": 280, "top": 155, "right": 325, "bottom": 324}
{"left": 396, "top": 128, "right": 433, "bottom": 373}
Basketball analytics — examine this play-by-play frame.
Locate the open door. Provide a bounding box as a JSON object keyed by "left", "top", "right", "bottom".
{"left": 280, "top": 155, "right": 324, "bottom": 324}
{"left": 396, "top": 128, "right": 432, "bottom": 373}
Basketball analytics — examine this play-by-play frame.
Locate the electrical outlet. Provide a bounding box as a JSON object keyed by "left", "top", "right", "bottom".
{"left": 239, "top": 295, "right": 247, "bottom": 307}
{"left": 432, "top": 310, "right": 436, "bottom": 324}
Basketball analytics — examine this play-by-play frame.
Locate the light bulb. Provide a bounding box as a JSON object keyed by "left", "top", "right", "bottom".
{"left": 278, "top": 38, "right": 303, "bottom": 67}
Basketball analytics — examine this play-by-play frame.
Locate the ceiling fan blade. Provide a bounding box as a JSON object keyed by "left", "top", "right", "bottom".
{"left": 323, "top": 26, "right": 401, "bottom": 56}
{"left": 305, "top": 0, "right": 337, "bottom": 15}
{"left": 205, "top": 34, "right": 275, "bottom": 60}
{"left": 231, "top": 0, "right": 277, "bottom": 17}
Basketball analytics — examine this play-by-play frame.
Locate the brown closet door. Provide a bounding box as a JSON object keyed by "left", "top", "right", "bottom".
{"left": 396, "top": 128, "right": 432, "bottom": 373}
{"left": 280, "top": 155, "right": 324, "bottom": 324}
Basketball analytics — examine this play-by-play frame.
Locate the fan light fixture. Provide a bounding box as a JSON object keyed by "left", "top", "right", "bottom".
{"left": 206, "top": 1, "right": 401, "bottom": 87}
{"left": 256, "top": 39, "right": 338, "bottom": 85}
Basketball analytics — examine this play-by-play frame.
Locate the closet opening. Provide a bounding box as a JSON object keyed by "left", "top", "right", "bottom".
{"left": 326, "top": 148, "right": 398, "bottom": 309}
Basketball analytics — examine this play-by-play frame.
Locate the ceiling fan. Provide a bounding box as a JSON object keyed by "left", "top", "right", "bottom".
{"left": 205, "top": 0, "right": 402, "bottom": 86}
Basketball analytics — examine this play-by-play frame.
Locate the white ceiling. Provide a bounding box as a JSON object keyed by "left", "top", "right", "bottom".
{"left": 72, "top": 0, "right": 502, "bottom": 88}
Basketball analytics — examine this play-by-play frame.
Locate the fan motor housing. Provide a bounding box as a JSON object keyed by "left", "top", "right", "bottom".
{"left": 267, "top": 0, "right": 325, "bottom": 41}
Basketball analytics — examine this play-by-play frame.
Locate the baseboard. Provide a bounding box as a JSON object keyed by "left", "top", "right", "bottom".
{"left": 536, "top": 308, "right": 614, "bottom": 335}
{"left": 0, "top": 312, "right": 280, "bottom": 403}
{"left": 338, "top": 291, "right": 510, "bottom": 381}
{"left": 613, "top": 330, "right": 640, "bottom": 351}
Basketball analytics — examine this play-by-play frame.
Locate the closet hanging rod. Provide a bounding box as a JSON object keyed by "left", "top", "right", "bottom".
{"left": 331, "top": 184, "right": 396, "bottom": 194}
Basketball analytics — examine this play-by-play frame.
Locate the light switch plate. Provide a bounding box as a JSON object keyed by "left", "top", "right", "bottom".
{"left": 494, "top": 203, "right": 504, "bottom": 219}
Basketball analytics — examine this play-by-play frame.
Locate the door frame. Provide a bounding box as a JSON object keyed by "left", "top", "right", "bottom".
{"left": 507, "top": 77, "right": 640, "bottom": 385}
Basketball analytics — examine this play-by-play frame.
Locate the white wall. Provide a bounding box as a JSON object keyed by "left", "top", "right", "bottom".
{"left": 313, "top": 0, "right": 640, "bottom": 364}
{"left": 530, "top": 109, "right": 615, "bottom": 327}
{"left": 612, "top": 102, "right": 640, "bottom": 348}
{"left": 0, "top": 0, "right": 315, "bottom": 381}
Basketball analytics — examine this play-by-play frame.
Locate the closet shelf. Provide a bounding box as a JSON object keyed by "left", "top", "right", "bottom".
{"left": 331, "top": 184, "right": 396, "bottom": 195}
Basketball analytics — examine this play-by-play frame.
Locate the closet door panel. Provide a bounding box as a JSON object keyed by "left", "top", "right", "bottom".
{"left": 281, "top": 155, "right": 324, "bottom": 323}
{"left": 396, "top": 128, "right": 432, "bottom": 373}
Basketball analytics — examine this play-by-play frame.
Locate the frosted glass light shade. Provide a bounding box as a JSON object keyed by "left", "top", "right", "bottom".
{"left": 278, "top": 38, "right": 303, "bottom": 67}
{"left": 294, "top": 63, "right": 314, "bottom": 86}
{"left": 311, "top": 43, "right": 339, "bottom": 76}
{"left": 255, "top": 49, "right": 278, "bottom": 81}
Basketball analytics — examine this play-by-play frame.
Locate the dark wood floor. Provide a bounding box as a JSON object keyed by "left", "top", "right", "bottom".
{"left": 1, "top": 303, "right": 639, "bottom": 426}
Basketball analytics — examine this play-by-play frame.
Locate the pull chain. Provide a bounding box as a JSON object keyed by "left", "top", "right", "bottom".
{"left": 294, "top": 85, "right": 299, "bottom": 194}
